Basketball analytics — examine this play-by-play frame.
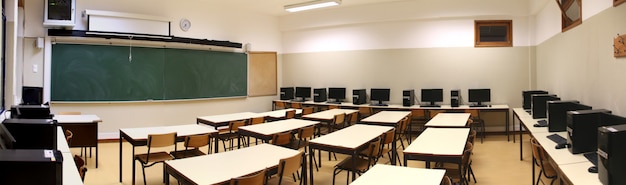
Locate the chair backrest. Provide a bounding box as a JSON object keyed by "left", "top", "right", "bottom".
{"left": 365, "top": 137, "right": 382, "bottom": 165}
{"left": 411, "top": 109, "right": 426, "bottom": 118}
{"left": 468, "top": 130, "right": 477, "bottom": 145}
{"left": 229, "top": 120, "right": 247, "bottom": 133}
{"left": 277, "top": 151, "right": 304, "bottom": 183}
{"left": 147, "top": 132, "right": 177, "bottom": 148}
{"left": 302, "top": 107, "right": 314, "bottom": 115}
{"left": 298, "top": 125, "right": 315, "bottom": 140}
{"left": 285, "top": 110, "right": 296, "bottom": 119}
{"left": 396, "top": 117, "right": 409, "bottom": 134}
{"left": 347, "top": 111, "right": 359, "bottom": 125}
{"left": 462, "top": 142, "right": 473, "bottom": 166}
{"left": 442, "top": 176, "right": 452, "bottom": 185}
{"left": 530, "top": 138, "right": 547, "bottom": 161}
{"left": 428, "top": 110, "right": 446, "bottom": 119}
{"left": 230, "top": 169, "right": 267, "bottom": 185}
{"left": 73, "top": 155, "right": 87, "bottom": 182}
{"left": 465, "top": 109, "right": 480, "bottom": 118}
{"left": 65, "top": 129, "right": 73, "bottom": 144}
{"left": 332, "top": 113, "right": 346, "bottom": 125}
{"left": 382, "top": 128, "right": 396, "bottom": 145}
{"left": 185, "top": 133, "right": 211, "bottom": 149}
{"left": 358, "top": 107, "right": 373, "bottom": 119}
{"left": 328, "top": 105, "right": 339, "bottom": 110}
{"left": 275, "top": 101, "right": 287, "bottom": 110}
{"left": 58, "top": 111, "right": 82, "bottom": 115}
{"left": 250, "top": 116, "right": 265, "bottom": 125}
{"left": 290, "top": 102, "right": 302, "bottom": 109}
{"left": 272, "top": 132, "right": 293, "bottom": 146}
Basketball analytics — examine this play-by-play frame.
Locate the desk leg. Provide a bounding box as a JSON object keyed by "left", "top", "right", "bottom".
{"left": 302, "top": 153, "right": 308, "bottom": 185}
{"left": 532, "top": 153, "right": 536, "bottom": 185}
{"left": 403, "top": 155, "right": 408, "bottom": 167}
{"left": 391, "top": 133, "right": 397, "bottom": 165}
{"left": 214, "top": 133, "right": 220, "bottom": 154}
{"left": 309, "top": 147, "right": 315, "bottom": 185}
{"left": 96, "top": 145, "right": 99, "bottom": 168}
{"left": 506, "top": 110, "right": 510, "bottom": 142}
{"left": 132, "top": 146, "right": 136, "bottom": 185}
{"left": 519, "top": 114, "right": 523, "bottom": 161}
{"left": 425, "top": 160, "right": 431, "bottom": 168}
{"left": 119, "top": 131, "right": 123, "bottom": 182}
{"left": 351, "top": 152, "right": 357, "bottom": 182}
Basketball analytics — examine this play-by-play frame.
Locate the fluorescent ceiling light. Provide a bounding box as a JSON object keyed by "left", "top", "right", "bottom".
{"left": 285, "top": 0, "right": 341, "bottom": 12}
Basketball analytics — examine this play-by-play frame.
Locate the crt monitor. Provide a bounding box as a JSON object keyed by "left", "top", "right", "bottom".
{"left": 328, "top": 87, "right": 346, "bottom": 103}
{"left": 523, "top": 90, "right": 548, "bottom": 109}
{"left": 468, "top": 89, "right": 491, "bottom": 107}
{"left": 295, "top": 87, "right": 311, "bottom": 101}
{"left": 370, "top": 88, "right": 390, "bottom": 106}
{"left": 421, "top": 89, "right": 443, "bottom": 106}
{"left": 22, "top": 86, "right": 43, "bottom": 105}
{"left": 0, "top": 123, "right": 16, "bottom": 149}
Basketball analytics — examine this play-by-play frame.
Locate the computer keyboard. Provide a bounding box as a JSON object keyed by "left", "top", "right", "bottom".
{"left": 584, "top": 152, "right": 598, "bottom": 167}
{"left": 534, "top": 120, "right": 548, "bottom": 127}
{"left": 326, "top": 102, "right": 341, "bottom": 104}
{"left": 371, "top": 104, "right": 388, "bottom": 106}
{"left": 547, "top": 134, "right": 567, "bottom": 145}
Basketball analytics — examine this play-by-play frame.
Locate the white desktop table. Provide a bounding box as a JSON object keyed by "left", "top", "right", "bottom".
{"left": 308, "top": 124, "right": 392, "bottom": 184}
{"left": 196, "top": 112, "right": 261, "bottom": 129}
{"left": 118, "top": 124, "right": 217, "bottom": 184}
{"left": 424, "top": 113, "right": 470, "bottom": 128}
{"left": 350, "top": 164, "right": 445, "bottom": 185}
{"left": 513, "top": 108, "right": 549, "bottom": 160}
{"left": 165, "top": 143, "right": 303, "bottom": 185}
{"left": 238, "top": 118, "right": 319, "bottom": 143}
{"left": 257, "top": 108, "right": 302, "bottom": 120}
{"left": 62, "top": 152, "right": 84, "bottom": 185}
{"left": 54, "top": 114, "right": 102, "bottom": 168}
{"left": 301, "top": 108, "right": 359, "bottom": 122}
{"left": 57, "top": 126, "right": 70, "bottom": 153}
{"left": 558, "top": 162, "right": 602, "bottom": 185}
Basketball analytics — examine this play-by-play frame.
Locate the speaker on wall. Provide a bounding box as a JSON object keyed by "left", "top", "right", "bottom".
{"left": 352, "top": 89, "right": 367, "bottom": 105}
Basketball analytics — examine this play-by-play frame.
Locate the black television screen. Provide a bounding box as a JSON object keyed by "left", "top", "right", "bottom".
{"left": 295, "top": 87, "right": 311, "bottom": 101}
{"left": 328, "top": 88, "right": 346, "bottom": 102}
{"left": 523, "top": 90, "right": 548, "bottom": 110}
{"left": 468, "top": 89, "right": 491, "bottom": 106}
{"left": 0, "top": 123, "right": 16, "bottom": 149}
{"left": 421, "top": 89, "right": 443, "bottom": 106}
{"left": 370, "top": 88, "right": 390, "bottom": 105}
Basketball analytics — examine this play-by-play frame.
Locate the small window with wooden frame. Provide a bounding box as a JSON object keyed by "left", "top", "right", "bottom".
{"left": 615, "top": 0, "right": 625, "bottom": 7}
{"left": 474, "top": 20, "right": 512, "bottom": 47}
{"left": 556, "top": 0, "right": 582, "bottom": 32}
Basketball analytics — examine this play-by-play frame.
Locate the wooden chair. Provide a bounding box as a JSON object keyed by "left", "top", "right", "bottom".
{"left": 272, "top": 131, "right": 294, "bottom": 147}
{"left": 408, "top": 109, "right": 427, "bottom": 143}
{"left": 134, "top": 132, "right": 177, "bottom": 185}
{"left": 394, "top": 117, "right": 410, "bottom": 150}
{"left": 332, "top": 137, "right": 381, "bottom": 185}
{"left": 441, "top": 176, "right": 452, "bottom": 185}
{"left": 218, "top": 120, "right": 247, "bottom": 151}
{"left": 301, "top": 107, "right": 314, "bottom": 116}
{"left": 249, "top": 116, "right": 266, "bottom": 145}
{"left": 358, "top": 107, "right": 373, "bottom": 120}
{"left": 466, "top": 109, "right": 485, "bottom": 143}
{"left": 346, "top": 111, "right": 359, "bottom": 126}
{"left": 436, "top": 142, "right": 473, "bottom": 185}
{"left": 73, "top": 154, "right": 88, "bottom": 182}
{"left": 170, "top": 133, "right": 211, "bottom": 159}
{"left": 377, "top": 128, "right": 399, "bottom": 165}
{"left": 328, "top": 104, "right": 339, "bottom": 110}
{"left": 230, "top": 169, "right": 267, "bottom": 185}
{"left": 428, "top": 109, "right": 447, "bottom": 119}
{"left": 65, "top": 129, "right": 73, "bottom": 145}
{"left": 285, "top": 110, "right": 297, "bottom": 119}
{"left": 324, "top": 113, "right": 346, "bottom": 134}
{"left": 531, "top": 138, "right": 558, "bottom": 185}
{"left": 275, "top": 151, "right": 305, "bottom": 185}
{"left": 275, "top": 101, "right": 288, "bottom": 110}
{"left": 290, "top": 102, "right": 303, "bottom": 109}
{"left": 288, "top": 125, "right": 319, "bottom": 171}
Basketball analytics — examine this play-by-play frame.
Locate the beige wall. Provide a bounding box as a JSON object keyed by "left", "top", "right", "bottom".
{"left": 536, "top": 4, "right": 626, "bottom": 116}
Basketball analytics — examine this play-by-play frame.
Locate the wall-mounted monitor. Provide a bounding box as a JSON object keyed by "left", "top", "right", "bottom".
{"left": 421, "top": 89, "right": 443, "bottom": 107}
{"left": 294, "top": 87, "right": 311, "bottom": 102}
{"left": 468, "top": 88, "right": 491, "bottom": 107}
{"left": 370, "top": 88, "right": 390, "bottom": 106}
{"left": 328, "top": 87, "right": 346, "bottom": 103}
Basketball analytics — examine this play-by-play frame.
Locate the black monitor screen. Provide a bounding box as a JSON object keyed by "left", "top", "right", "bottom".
{"left": 370, "top": 88, "right": 391, "bottom": 102}
{"left": 328, "top": 88, "right": 346, "bottom": 100}
{"left": 295, "top": 87, "right": 311, "bottom": 99}
{"left": 468, "top": 89, "right": 491, "bottom": 104}
{"left": 421, "top": 89, "right": 443, "bottom": 103}
{"left": 523, "top": 90, "right": 548, "bottom": 109}
{"left": 22, "top": 86, "right": 43, "bottom": 105}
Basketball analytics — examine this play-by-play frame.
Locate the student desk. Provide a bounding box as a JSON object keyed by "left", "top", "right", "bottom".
{"left": 164, "top": 143, "right": 304, "bottom": 185}
{"left": 257, "top": 108, "right": 302, "bottom": 120}
{"left": 54, "top": 114, "right": 102, "bottom": 168}
{"left": 350, "top": 164, "right": 445, "bottom": 185}
{"left": 238, "top": 118, "right": 319, "bottom": 143}
{"left": 308, "top": 124, "right": 392, "bottom": 184}
{"left": 118, "top": 124, "right": 217, "bottom": 184}
{"left": 424, "top": 113, "right": 470, "bottom": 128}
{"left": 301, "top": 108, "right": 359, "bottom": 122}
{"left": 403, "top": 127, "right": 469, "bottom": 183}
{"left": 196, "top": 112, "right": 261, "bottom": 129}
{"left": 359, "top": 110, "right": 411, "bottom": 165}
{"left": 512, "top": 108, "right": 549, "bottom": 160}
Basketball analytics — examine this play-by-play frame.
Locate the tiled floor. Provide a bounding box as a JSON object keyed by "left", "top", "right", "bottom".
{"left": 76, "top": 133, "right": 536, "bottom": 185}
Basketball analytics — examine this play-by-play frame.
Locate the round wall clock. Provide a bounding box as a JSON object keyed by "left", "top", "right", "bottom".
{"left": 180, "top": 18, "right": 191, "bottom": 31}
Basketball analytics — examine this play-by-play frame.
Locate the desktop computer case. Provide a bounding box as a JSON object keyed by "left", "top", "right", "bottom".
{"left": 279, "top": 87, "right": 294, "bottom": 100}
{"left": 402, "top": 90, "right": 415, "bottom": 107}
{"left": 352, "top": 89, "right": 367, "bottom": 105}
{"left": 566, "top": 109, "right": 611, "bottom": 154}
{"left": 2, "top": 119, "right": 58, "bottom": 150}
{"left": 531, "top": 94, "right": 559, "bottom": 119}
{"left": 598, "top": 124, "right": 626, "bottom": 185}
{"left": 450, "top": 89, "right": 460, "bottom": 107}
{"left": 313, "top": 88, "right": 327, "bottom": 102}
{"left": 0, "top": 149, "right": 63, "bottom": 185}
{"left": 547, "top": 100, "right": 584, "bottom": 132}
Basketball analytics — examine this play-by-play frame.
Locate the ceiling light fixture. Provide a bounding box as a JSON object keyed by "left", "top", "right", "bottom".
{"left": 284, "top": 0, "right": 341, "bottom": 12}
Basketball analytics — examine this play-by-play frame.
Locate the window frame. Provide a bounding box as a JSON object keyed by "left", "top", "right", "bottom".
{"left": 557, "top": 0, "right": 582, "bottom": 32}
{"left": 474, "top": 20, "right": 513, "bottom": 47}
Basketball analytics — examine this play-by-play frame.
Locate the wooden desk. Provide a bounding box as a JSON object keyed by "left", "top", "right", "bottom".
{"left": 238, "top": 118, "right": 319, "bottom": 143}
{"left": 196, "top": 112, "right": 261, "bottom": 129}
{"left": 424, "top": 113, "right": 470, "bottom": 128}
{"left": 54, "top": 114, "right": 101, "bottom": 168}
{"left": 403, "top": 128, "right": 469, "bottom": 184}
{"left": 62, "top": 152, "right": 84, "bottom": 185}
{"left": 350, "top": 164, "right": 445, "bottom": 185}
{"left": 308, "top": 124, "right": 392, "bottom": 184}
{"left": 165, "top": 143, "right": 304, "bottom": 185}
{"left": 359, "top": 110, "right": 410, "bottom": 165}
{"left": 118, "top": 124, "right": 217, "bottom": 184}
{"left": 257, "top": 108, "right": 302, "bottom": 120}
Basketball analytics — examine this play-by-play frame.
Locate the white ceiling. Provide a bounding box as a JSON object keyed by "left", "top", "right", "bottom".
{"left": 212, "top": 0, "right": 551, "bottom": 16}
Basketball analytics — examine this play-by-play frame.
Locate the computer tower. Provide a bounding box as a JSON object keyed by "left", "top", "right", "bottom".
{"left": 10, "top": 105, "right": 53, "bottom": 119}
{"left": 531, "top": 94, "right": 559, "bottom": 119}
{"left": 313, "top": 88, "right": 327, "bottom": 102}
{"left": 450, "top": 89, "right": 460, "bottom": 107}
{"left": 547, "top": 100, "right": 591, "bottom": 132}
{"left": 2, "top": 119, "right": 58, "bottom": 150}
{"left": 0, "top": 149, "right": 63, "bottom": 185}
{"left": 352, "top": 89, "right": 367, "bottom": 105}
{"left": 598, "top": 124, "right": 626, "bottom": 185}
{"left": 566, "top": 109, "right": 611, "bottom": 154}
{"left": 523, "top": 90, "right": 548, "bottom": 110}
{"left": 279, "top": 87, "right": 294, "bottom": 100}
{"left": 402, "top": 90, "right": 415, "bottom": 107}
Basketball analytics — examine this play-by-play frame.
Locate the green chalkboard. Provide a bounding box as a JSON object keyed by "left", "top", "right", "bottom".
{"left": 51, "top": 43, "right": 247, "bottom": 101}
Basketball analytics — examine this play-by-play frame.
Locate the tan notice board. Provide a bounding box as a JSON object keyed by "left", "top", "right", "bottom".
{"left": 249, "top": 51, "right": 277, "bottom": 96}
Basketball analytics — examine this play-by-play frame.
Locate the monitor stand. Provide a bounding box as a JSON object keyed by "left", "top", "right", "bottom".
{"left": 470, "top": 102, "right": 488, "bottom": 107}
{"left": 371, "top": 100, "right": 388, "bottom": 106}
{"left": 421, "top": 101, "right": 440, "bottom": 107}
{"left": 327, "top": 99, "right": 342, "bottom": 104}
{"left": 292, "top": 98, "right": 305, "bottom": 102}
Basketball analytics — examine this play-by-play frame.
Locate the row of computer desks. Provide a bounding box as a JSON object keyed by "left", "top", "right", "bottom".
{"left": 512, "top": 100, "right": 626, "bottom": 185}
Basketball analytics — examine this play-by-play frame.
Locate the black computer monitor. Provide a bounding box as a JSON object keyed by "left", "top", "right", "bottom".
{"left": 421, "top": 89, "right": 443, "bottom": 107}
{"left": 280, "top": 87, "right": 294, "bottom": 100}
{"left": 523, "top": 90, "right": 548, "bottom": 110}
{"left": 295, "top": 87, "right": 311, "bottom": 102}
{"left": 370, "top": 88, "right": 390, "bottom": 106}
{"left": 328, "top": 87, "right": 346, "bottom": 103}
{"left": 22, "top": 86, "right": 44, "bottom": 105}
{"left": 0, "top": 123, "right": 16, "bottom": 149}
{"left": 468, "top": 89, "right": 491, "bottom": 107}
